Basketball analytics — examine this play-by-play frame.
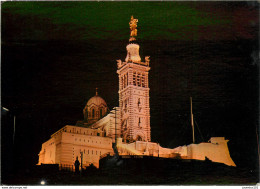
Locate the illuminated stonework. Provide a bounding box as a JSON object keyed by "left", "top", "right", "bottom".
{"left": 117, "top": 42, "right": 151, "bottom": 143}
{"left": 175, "top": 137, "right": 236, "bottom": 166}
{"left": 91, "top": 107, "right": 120, "bottom": 143}
{"left": 116, "top": 137, "right": 236, "bottom": 166}
{"left": 38, "top": 125, "right": 114, "bottom": 168}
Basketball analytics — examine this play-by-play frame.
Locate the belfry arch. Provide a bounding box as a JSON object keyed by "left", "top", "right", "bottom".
{"left": 136, "top": 135, "right": 143, "bottom": 141}
{"left": 133, "top": 131, "right": 146, "bottom": 142}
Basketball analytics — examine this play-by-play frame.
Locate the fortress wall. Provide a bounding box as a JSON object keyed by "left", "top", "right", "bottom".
{"left": 187, "top": 141, "right": 236, "bottom": 166}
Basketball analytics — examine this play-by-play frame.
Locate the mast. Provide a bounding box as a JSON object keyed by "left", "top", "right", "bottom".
{"left": 256, "top": 126, "right": 260, "bottom": 169}
{"left": 190, "top": 97, "right": 195, "bottom": 143}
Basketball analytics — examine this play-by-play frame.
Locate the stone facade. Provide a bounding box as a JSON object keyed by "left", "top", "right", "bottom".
{"left": 38, "top": 125, "right": 114, "bottom": 168}
{"left": 91, "top": 107, "right": 120, "bottom": 143}
{"left": 117, "top": 43, "right": 151, "bottom": 142}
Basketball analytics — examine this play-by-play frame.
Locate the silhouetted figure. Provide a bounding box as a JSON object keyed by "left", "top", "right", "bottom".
{"left": 74, "top": 157, "right": 80, "bottom": 174}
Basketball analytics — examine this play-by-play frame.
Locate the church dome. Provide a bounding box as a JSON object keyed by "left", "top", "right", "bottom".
{"left": 83, "top": 89, "right": 108, "bottom": 124}
{"left": 87, "top": 95, "right": 107, "bottom": 107}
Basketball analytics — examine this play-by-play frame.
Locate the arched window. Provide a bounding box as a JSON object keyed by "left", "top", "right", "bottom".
{"left": 141, "top": 74, "right": 145, "bottom": 87}
{"left": 92, "top": 109, "right": 95, "bottom": 118}
{"left": 100, "top": 109, "right": 102, "bottom": 118}
{"left": 133, "top": 72, "right": 136, "bottom": 86}
{"left": 137, "top": 136, "right": 142, "bottom": 141}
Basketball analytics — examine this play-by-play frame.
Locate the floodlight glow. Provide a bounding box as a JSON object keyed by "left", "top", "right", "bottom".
{"left": 40, "top": 180, "right": 46, "bottom": 185}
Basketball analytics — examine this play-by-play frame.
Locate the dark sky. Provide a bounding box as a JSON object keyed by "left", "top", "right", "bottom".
{"left": 1, "top": 1, "right": 259, "bottom": 171}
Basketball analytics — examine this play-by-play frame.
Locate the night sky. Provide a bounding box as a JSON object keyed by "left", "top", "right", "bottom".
{"left": 1, "top": 1, "right": 259, "bottom": 173}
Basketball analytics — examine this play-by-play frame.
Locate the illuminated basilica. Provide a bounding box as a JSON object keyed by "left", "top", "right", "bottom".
{"left": 38, "top": 16, "right": 236, "bottom": 168}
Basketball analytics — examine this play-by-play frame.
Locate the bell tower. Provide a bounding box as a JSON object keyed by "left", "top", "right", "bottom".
{"left": 117, "top": 16, "right": 151, "bottom": 142}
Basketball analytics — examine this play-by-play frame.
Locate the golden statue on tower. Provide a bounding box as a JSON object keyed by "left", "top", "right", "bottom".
{"left": 129, "top": 15, "right": 138, "bottom": 41}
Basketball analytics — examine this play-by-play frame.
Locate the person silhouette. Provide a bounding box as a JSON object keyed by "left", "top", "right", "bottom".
{"left": 74, "top": 156, "right": 80, "bottom": 174}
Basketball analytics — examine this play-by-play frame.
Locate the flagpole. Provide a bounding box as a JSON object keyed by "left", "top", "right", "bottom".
{"left": 190, "top": 97, "right": 195, "bottom": 144}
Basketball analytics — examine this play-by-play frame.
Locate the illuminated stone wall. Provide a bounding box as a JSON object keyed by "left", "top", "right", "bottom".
{"left": 91, "top": 107, "right": 121, "bottom": 143}
{"left": 116, "top": 137, "right": 236, "bottom": 166}
{"left": 186, "top": 137, "right": 236, "bottom": 166}
{"left": 38, "top": 125, "right": 114, "bottom": 168}
{"left": 173, "top": 137, "right": 236, "bottom": 166}
{"left": 117, "top": 43, "right": 151, "bottom": 142}
{"left": 117, "top": 138, "right": 177, "bottom": 158}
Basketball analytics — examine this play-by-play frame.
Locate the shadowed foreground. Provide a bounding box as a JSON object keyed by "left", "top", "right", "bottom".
{"left": 2, "top": 157, "right": 258, "bottom": 185}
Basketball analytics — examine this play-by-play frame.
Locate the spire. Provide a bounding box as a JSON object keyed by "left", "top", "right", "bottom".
{"left": 96, "top": 87, "right": 98, "bottom": 96}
